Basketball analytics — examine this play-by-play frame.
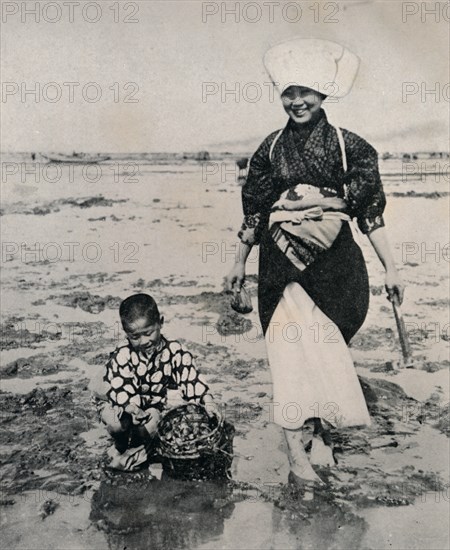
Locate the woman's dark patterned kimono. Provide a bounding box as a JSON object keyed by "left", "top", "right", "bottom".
{"left": 238, "top": 109, "right": 385, "bottom": 429}
{"left": 240, "top": 109, "right": 385, "bottom": 340}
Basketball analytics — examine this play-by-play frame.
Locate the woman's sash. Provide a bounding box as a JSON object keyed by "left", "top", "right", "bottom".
{"left": 268, "top": 126, "right": 350, "bottom": 271}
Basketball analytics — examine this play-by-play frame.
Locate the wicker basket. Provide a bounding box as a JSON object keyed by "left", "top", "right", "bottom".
{"left": 157, "top": 403, "right": 224, "bottom": 459}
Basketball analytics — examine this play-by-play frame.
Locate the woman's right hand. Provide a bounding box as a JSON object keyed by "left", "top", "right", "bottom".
{"left": 224, "top": 262, "right": 246, "bottom": 292}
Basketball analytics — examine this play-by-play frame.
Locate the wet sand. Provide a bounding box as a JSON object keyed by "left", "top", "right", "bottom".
{"left": 1, "top": 154, "right": 449, "bottom": 549}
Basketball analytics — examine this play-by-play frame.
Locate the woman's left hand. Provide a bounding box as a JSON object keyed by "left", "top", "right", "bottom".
{"left": 385, "top": 268, "right": 406, "bottom": 305}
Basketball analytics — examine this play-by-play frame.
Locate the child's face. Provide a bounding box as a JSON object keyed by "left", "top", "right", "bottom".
{"left": 122, "top": 314, "right": 163, "bottom": 354}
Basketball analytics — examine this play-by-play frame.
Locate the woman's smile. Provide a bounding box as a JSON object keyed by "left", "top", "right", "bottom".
{"left": 290, "top": 105, "right": 309, "bottom": 119}
{"left": 292, "top": 105, "right": 308, "bottom": 115}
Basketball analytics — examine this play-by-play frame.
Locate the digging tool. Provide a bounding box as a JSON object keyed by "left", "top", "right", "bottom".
{"left": 390, "top": 292, "right": 413, "bottom": 368}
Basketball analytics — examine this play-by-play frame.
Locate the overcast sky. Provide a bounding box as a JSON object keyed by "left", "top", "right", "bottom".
{"left": 1, "top": 0, "right": 449, "bottom": 153}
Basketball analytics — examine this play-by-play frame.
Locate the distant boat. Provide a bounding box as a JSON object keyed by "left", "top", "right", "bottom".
{"left": 195, "top": 151, "right": 210, "bottom": 161}
{"left": 41, "top": 152, "right": 110, "bottom": 164}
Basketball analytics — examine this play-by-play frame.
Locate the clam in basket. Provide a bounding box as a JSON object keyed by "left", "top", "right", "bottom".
{"left": 157, "top": 403, "right": 234, "bottom": 480}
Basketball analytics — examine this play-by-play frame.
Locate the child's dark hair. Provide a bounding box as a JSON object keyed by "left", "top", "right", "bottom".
{"left": 119, "top": 293, "right": 160, "bottom": 325}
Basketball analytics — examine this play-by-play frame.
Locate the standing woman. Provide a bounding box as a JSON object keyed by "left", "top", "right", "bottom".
{"left": 224, "top": 38, "right": 404, "bottom": 488}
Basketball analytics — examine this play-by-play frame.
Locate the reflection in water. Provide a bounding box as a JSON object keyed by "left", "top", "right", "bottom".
{"left": 90, "top": 475, "right": 369, "bottom": 550}
{"left": 90, "top": 476, "right": 239, "bottom": 550}
{"left": 271, "top": 495, "right": 367, "bottom": 550}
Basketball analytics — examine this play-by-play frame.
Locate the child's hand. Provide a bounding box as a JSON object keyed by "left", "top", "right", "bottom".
{"left": 205, "top": 401, "right": 221, "bottom": 419}
{"left": 125, "top": 403, "right": 150, "bottom": 422}
{"left": 203, "top": 395, "right": 221, "bottom": 419}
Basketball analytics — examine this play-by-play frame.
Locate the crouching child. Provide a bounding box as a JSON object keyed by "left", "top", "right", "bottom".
{"left": 92, "top": 293, "right": 218, "bottom": 471}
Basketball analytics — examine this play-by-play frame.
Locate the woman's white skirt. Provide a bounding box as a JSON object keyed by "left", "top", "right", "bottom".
{"left": 265, "top": 282, "right": 371, "bottom": 430}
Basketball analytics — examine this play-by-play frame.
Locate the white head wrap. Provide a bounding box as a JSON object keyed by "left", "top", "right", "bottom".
{"left": 264, "top": 38, "right": 360, "bottom": 98}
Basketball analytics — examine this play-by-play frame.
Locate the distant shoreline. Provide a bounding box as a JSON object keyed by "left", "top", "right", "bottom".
{"left": 1, "top": 151, "right": 449, "bottom": 160}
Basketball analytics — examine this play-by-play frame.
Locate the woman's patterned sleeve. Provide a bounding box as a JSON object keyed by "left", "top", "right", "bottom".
{"left": 343, "top": 131, "right": 386, "bottom": 234}
{"left": 238, "top": 133, "right": 279, "bottom": 245}
{"left": 172, "top": 348, "right": 209, "bottom": 403}
{"left": 237, "top": 213, "right": 261, "bottom": 246}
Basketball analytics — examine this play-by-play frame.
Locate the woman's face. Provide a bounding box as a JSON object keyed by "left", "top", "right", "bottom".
{"left": 281, "top": 86, "right": 325, "bottom": 124}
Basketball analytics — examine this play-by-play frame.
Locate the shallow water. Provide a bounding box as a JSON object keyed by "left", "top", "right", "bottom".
{"left": 3, "top": 482, "right": 448, "bottom": 550}
{"left": 361, "top": 496, "right": 450, "bottom": 550}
